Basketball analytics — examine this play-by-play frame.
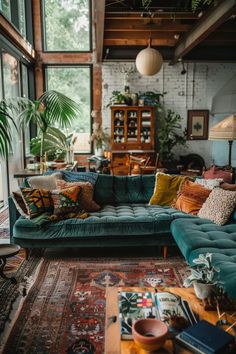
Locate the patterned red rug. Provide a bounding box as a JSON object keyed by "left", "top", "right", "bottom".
{"left": 2, "top": 256, "right": 189, "bottom": 354}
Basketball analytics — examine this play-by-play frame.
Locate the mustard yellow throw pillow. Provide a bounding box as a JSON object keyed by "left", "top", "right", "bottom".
{"left": 149, "top": 173, "right": 187, "bottom": 206}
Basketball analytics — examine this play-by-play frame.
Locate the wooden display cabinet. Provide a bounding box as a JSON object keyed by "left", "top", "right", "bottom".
{"left": 110, "top": 106, "right": 155, "bottom": 175}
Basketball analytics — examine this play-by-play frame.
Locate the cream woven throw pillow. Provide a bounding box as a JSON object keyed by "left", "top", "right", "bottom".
{"left": 198, "top": 188, "right": 236, "bottom": 225}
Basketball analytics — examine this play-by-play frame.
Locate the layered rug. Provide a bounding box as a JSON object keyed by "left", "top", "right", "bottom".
{"left": 1, "top": 256, "right": 189, "bottom": 354}
{"left": 0, "top": 208, "right": 10, "bottom": 239}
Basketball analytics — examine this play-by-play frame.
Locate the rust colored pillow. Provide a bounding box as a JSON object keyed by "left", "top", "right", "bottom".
{"left": 203, "top": 165, "right": 233, "bottom": 183}
{"left": 56, "top": 180, "right": 100, "bottom": 211}
{"left": 172, "top": 180, "right": 211, "bottom": 215}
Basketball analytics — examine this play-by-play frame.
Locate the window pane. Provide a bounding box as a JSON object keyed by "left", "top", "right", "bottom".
{"left": 18, "top": 0, "right": 26, "bottom": 38}
{"left": 46, "top": 66, "right": 91, "bottom": 153}
{"left": 0, "top": 0, "right": 11, "bottom": 19}
{"left": 2, "top": 51, "right": 23, "bottom": 194}
{"left": 43, "top": 0, "right": 90, "bottom": 51}
{"left": 22, "top": 64, "right": 30, "bottom": 155}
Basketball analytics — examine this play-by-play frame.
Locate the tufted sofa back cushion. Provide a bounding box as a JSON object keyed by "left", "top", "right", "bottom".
{"left": 94, "top": 174, "right": 156, "bottom": 205}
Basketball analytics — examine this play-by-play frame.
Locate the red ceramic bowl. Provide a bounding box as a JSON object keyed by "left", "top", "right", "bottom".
{"left": 132, "top": 318, "right": 168, "bottom": 352}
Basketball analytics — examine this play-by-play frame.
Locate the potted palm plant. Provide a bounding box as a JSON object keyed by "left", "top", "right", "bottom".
{"left": 0, "top": 90, "right": 80, "bottom": 170}
{"left": 183, "top": 253, "right": 220, "bottom": 299}
{"left": 0, "top": 102, "right": 17, "bottom": 157}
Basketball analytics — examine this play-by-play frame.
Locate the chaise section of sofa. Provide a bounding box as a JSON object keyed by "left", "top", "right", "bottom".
{"left": 171, "top": 218, "right": 236, "bottom": 299}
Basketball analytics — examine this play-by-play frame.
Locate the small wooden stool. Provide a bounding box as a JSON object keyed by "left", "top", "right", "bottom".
{"left": 0, "top": 244, "right": 21, "bottom": 284}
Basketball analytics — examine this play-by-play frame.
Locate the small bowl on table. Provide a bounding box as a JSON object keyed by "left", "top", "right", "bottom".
{"left": 132, "top": 318, "right": 168, "bottom": 352}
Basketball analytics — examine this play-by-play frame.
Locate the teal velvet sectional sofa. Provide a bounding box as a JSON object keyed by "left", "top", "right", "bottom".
{"left": 9, "top": 173, "right": 193, "bottom": 251}
{"left": 8, "top": 172, "right": 236, "bottom": 299}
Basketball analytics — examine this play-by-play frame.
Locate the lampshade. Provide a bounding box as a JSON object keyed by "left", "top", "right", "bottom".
{"left": 209, "top": 114, "right": 236, "bottom": 140}
{"left": 135, "top": 40, "right": 163, "bottom": 76}
{"left": 209, "top": 114, "right": 236, "bottom": 167}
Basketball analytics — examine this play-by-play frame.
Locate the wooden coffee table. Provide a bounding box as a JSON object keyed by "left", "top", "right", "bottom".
{"left": 105, "top": 287, "right": 221, "bottom": 354}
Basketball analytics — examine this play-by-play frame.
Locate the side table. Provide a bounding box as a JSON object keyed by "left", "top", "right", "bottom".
{"left": 0, "top": 244, "right": 21, "bottom": 284}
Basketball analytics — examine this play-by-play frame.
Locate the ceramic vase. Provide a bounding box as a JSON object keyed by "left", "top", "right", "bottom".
{"left": 193, "top": 281, "right": 214, "bottom": 300}
{"left": 95, "top": 147, "right": 104, "bottom": 157}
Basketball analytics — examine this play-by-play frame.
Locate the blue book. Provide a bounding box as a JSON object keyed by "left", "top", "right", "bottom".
{"left": 178, "top": 320, "right": 235, "bottom": 354}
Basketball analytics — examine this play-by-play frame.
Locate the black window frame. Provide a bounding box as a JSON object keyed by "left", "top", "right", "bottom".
{"left": 0, "top": 0, "right": 34, "bottom": 45}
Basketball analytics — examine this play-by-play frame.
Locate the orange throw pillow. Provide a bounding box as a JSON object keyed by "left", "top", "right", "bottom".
{"left": 56, "top": 180, "right": 100, "bottom": 211}
{"left": 172, "top": 180, "right": 211, "bottom": 215}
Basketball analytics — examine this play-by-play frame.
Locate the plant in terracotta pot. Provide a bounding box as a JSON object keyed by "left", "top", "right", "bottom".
{"left": 183, "top": 253, "right": 220, "bottom": 300}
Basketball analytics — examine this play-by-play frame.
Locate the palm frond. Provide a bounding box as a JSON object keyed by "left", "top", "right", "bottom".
{"left": 39, "top": 90, "right": 80, "bottom": 128}
{"left": 0, "top": 101, "right": 18, "bottom": 157}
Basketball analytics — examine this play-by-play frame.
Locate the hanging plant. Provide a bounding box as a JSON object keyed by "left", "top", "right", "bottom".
{"left": 191, "top": 0, "right": 217, "bottom": 11}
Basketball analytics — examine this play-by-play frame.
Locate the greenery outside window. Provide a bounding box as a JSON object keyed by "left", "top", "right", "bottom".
{"left": 43, "top": 0, "right": 91, "bottom": 52}
{"left": 18, "top": 0, "right": 26, "bottom": 38}
{"left": 0, "top": 0, "right": 11, "bottom": 20}
{"left": 45, "top": 65, "right": 92, "bottom": 153}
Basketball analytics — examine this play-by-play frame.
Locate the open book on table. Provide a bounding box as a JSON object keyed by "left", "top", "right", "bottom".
{"left": 118, "top": 291, "right": 198, "bottom": 340}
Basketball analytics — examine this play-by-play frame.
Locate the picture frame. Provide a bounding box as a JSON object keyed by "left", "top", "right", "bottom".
{"left": 187, "top": 110, "right": 209, "bottom": 140}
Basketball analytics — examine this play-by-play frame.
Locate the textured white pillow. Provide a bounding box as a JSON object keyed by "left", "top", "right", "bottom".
{"left": 198, "top": 188, "right": 236, "bottom": 225}
{"left": 195, "top": 178, "right": 223, "bottom": 190}
{"left": 28, "top": 172, "right": 63, "bottom": 190}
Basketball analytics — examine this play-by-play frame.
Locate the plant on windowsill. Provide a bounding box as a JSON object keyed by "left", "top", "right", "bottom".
{"left": 183, "top": 253, "right": 220, "bottom": 300}
{"left": 0, "top": 91, "right": 80, "bottom": 171}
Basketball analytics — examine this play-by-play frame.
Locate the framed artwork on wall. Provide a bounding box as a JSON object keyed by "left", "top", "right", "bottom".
{"left": 187, "top": 110, "right": 209, "bottom": 140}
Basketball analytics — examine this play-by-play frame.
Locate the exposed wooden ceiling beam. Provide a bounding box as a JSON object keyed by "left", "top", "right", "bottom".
{"left": 105, "top": 12, "right": 198, "bottom": 20}
{"left": 171, "top": 0, "right": 236, "bottom": 64}
{"left": 94, "top": 0, "right": 105, "bottom": 63}
{"left": 104, "top": 38, "right": 176, "bottom": 46}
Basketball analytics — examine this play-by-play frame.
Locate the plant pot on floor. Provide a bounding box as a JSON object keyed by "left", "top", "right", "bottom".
{"left": 193, "top": 281, "right": 214, "bottom": 300}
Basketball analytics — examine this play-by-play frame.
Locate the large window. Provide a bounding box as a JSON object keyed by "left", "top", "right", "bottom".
{"left": 46, "top": 65, "right": 92, "bottom": 153}
{"left": 43, "top": 0, "right": 91, "bottom": 51}
{"left": 0, "top": 0, "right": 32, "bottom": 41}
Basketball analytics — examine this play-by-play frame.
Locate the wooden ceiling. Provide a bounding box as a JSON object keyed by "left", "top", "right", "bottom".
{"left": 94, "top": 0, "right": 236, "bottom": 63}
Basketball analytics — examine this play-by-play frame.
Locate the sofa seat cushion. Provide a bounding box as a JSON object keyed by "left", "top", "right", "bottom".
{"left": 171, "top": 218, "right": 236, "bottom": 262}
{"left": 13, "top": 204, "right": 191, "bottom": 240}
{"left": 171, "top": 218, "right": 236, "bottom": 299}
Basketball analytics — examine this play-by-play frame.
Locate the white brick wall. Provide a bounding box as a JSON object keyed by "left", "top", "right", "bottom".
{"left": 102, "top": 62, "right": 236, "bottom": 167}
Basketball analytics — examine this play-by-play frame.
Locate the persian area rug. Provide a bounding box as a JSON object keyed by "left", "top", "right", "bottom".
{"left": 2, "top": 256, "right": 189, "bottom": 354}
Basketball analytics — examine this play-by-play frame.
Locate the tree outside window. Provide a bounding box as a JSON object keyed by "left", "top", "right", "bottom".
{"left": 46, "top": 65, "right": 92, "bottom": 153}
{"left": 43, "top": 0, "right": 91, "bottom": 51}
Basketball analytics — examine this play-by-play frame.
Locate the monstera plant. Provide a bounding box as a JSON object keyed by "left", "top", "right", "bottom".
{"left": 0, "top": 90, "right": 80, "bottom": 163}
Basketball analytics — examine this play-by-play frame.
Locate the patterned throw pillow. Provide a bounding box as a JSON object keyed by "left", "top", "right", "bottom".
{"left": 20, "top": 188, "right": 54, "bottom": 218}
{"left": 149, "top": 172, "right": 188, "bottom": 206}
{"left": 56, "top": 180, "right": 100, "bottom": 211}
{"left": 195, "top": 178, "right": 223, "bottom": 190}
{"left": 12, "top": 191, "right": 29, "bottom": 218}
{"left": 198, "top": 189, "right": 236, "bottom": 225}
{"left": 51, "top": 186, "right": 82, "bottom": 215}
{"left": 172, "top": 180, "right": 211, "bottom": 215}
{"left": 27, "top": 172, "right": 63, "bottom": 190}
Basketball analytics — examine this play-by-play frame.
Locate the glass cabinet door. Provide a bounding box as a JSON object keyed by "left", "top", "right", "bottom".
{"left": 127, "top": 109, "right": 138, "bottom": 144}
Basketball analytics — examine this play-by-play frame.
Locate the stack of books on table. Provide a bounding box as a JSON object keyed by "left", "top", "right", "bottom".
{"left": 175, "top": 320, "right": 235, "bottom": 354}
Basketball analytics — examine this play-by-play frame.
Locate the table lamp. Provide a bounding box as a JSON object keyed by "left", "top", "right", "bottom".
{"left": 208, "top": 114, "right": 236, "bottom": 167}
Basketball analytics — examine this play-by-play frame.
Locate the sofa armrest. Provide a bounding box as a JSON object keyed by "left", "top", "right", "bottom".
{"left": 8, "top": 195, "right": 20, "bottom": 239}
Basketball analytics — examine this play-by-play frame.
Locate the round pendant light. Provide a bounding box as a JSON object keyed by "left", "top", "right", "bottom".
{"left": 135, "top": 39, "right": 163, "bottom": 76}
